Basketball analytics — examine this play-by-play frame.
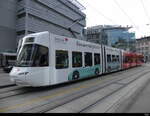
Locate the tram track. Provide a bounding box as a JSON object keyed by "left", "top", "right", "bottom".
{"left": 21, "top": 67, "right": 149, "bottom": 113}
{"left": 0, "top": 66, "right": 145, "bottom": 101}
{"left": 79, "top": 71, "right": 150, "bottom": 113}
{"left": 0, "top": 86, "right": 22, "bottom": 94}
{"left": 0, "top": 84, "right": 16, "bottom": 89}
{"left": 0, "top": 73, "right": 16, "bottom": 89}
{"left": 45, "top": 70, "right": 150, "bottom": 113}
{"left": 0, "top": 66, "right": 147, "bottom": 113}
{"left": 0, "top": 87, "right": 35, "bottom": 100}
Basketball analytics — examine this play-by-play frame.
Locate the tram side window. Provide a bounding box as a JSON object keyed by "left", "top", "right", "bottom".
{"left": 72, "top": 52, "right": 82, "bottom": 68}
{"left": 107, "top": 55, "right": 111, "bottom": 63}
{"left": 128, "top": 57, "right": 132, "bottom": 63}
{"left": 117, "top": 55, "right": 120, "bottom": 62}
{"left": 124, "top": 57, "right": 128, "bottom": 63}
{"left": 112, "top": 55, "right": 116, "bottom": 62}
{"left": 56, "top": 50, "right": 69, "bottom": 69}
{"left": 85, "top": 53, "right": 93, "bottom": 67}
{"left": 94, "top": 54, "right": 100, "bottom": 65}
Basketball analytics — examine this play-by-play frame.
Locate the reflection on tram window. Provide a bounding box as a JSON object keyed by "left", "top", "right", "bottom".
{"left": 85, "top": 52, "right": 92, "bottom": 67}
{"left": 72, "top": 52, "right": 82, "bottom": 68}
{"left": 107, "top": 54, "right": 111, "bottom": 63}
{"left": 94, "top": 53, "right": 100, "bottom": 65}
{"left": 56, "top": 50, "right": 69, "bottom": 69}
{"left": 16, "top": 44, "right": 49, "bottom": 67}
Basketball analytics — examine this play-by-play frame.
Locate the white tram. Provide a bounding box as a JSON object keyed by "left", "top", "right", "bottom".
{"left": 10, "top": 31, "right": 104, "bottom": 87}
{"left": 10, "top": 31, "right": 140, "bottom": 87}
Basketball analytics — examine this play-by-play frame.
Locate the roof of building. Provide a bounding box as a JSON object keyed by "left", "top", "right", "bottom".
{"left": 69, "top": 0, "right": 86, "bottom": 10}
{"left": 87, "top": 25, "right": 132, "bottom": 31}
{"left": 136, "top": 36, "right": 150, "bottom": 41}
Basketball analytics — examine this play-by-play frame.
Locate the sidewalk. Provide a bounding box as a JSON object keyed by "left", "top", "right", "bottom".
{"left": 125, "top": 79, "right": 150, "bottom": 113}
{"left": 0, "top": 68, "right": 3, "bottom": 73}
{"left": 115, "top": 63, "right": 150, "bottom": 113}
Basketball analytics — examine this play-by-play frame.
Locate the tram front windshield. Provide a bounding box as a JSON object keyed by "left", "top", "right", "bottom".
{"left": 16, "top": 44, "right": 49, "bottom": 67}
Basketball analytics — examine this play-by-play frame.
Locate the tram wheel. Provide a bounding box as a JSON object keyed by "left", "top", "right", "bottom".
{"left": 73, "top": 71, "right": 80, "bottom": 80}
{"left": 95, "top": 68, "right": 100, "bottom": 76}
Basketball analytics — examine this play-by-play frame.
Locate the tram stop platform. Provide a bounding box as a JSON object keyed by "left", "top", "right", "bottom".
{"left": 0, "top": 69, "right": 15, "bottom": 87}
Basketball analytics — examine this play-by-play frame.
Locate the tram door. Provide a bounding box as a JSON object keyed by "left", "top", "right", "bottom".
{"left": 101, "top": 45, "right": 107, "bottom": 74}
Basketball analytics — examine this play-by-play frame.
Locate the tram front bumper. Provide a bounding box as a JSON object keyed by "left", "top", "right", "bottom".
{"left": 10, "top": 77, "right": 31, "bottom": 87}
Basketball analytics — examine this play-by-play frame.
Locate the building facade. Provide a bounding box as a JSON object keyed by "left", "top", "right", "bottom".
{"left": 0, "top": 0, "right": 17, "bottom": 53}
{"left": 0, "top": 0, "right": 86, "bottom": 52}
{"left": 86, "top": 25, "right": 136, "bottom": 52}
{"left": 136, "top": 36, "right": 150, "bottom": 62}
{"left": 86, "top": 25, "right": 108, "bottom": 45}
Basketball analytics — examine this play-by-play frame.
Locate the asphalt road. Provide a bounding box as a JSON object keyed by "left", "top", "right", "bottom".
{"left": 0, "top": 69, "right": 14, "bottom": 87}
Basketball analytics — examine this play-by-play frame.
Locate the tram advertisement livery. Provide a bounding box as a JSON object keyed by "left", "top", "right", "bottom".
{"left": 10, "top": 31, "right": 144, "bottom": 87}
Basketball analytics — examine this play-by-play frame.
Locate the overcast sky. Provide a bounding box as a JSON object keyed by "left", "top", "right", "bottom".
{"left": 78, "top": 0, "right": 150, "bottom": 38}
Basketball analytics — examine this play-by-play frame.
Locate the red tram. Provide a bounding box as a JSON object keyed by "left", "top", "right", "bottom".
{"left": 136, "top": 54, "right": 144, "bottom": 66}
{"left": 123, "top": 51, "right": 144, "bottom": 69}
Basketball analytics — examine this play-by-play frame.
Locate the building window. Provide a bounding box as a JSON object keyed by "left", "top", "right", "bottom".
{"left": 17, "top": 13, "right": 25, "bottom": 18}
{"left": 17, "top": 30, "right": 25, "bottom": 36}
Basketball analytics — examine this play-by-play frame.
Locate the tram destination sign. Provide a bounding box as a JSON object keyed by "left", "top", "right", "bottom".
{"left": 76, "top": 41, "right": 100, "bottom": 49}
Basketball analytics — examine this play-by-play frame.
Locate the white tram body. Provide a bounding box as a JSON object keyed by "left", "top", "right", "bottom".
{"left": 10, "top": 31, "right": 143, "bottom": 87}
{"left": 102, "top": 46, "right": 122, "bottom": 73}
{"left": 10, "top": 31, "right": 103, "bottom": 87}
